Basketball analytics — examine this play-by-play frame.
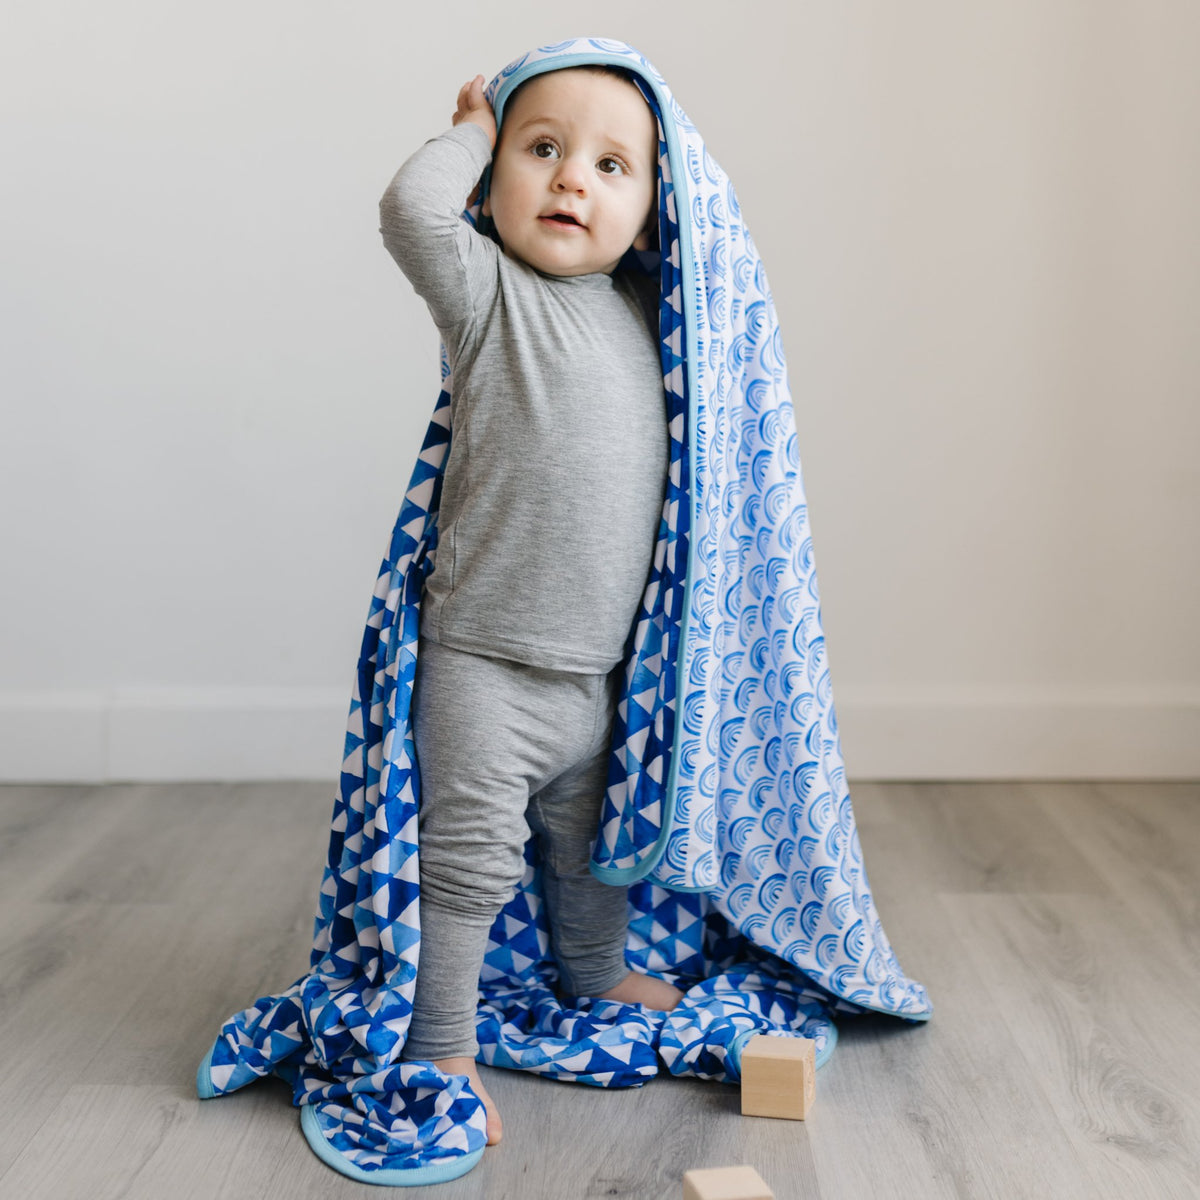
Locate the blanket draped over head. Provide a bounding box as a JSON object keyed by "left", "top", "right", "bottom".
{"left": 197, "top": 37, "right": 932, "bottom": 1187}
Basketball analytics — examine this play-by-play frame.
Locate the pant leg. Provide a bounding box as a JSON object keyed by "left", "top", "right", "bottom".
{"left": 527, "top": 663, "right": 631, "bottom": 998}
{"left": 402, "top": 637, "right": 598, "bottom": 1061}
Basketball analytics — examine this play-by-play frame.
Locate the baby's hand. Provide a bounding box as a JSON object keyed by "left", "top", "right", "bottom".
{"left": 453, "top": 75, "right": 497, "bottom": 151}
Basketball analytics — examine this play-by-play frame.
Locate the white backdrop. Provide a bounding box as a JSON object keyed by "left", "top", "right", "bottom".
{"left": 2, "top": 1, "right": 1197, "bottom": 781}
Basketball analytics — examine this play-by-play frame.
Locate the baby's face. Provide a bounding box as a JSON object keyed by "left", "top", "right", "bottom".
{"left": 483, "top": 69, "right": 658, "bottom": 277}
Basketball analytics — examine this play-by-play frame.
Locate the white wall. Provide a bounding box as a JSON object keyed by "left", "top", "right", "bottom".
{"left": 2, "top": 1, "right": 1197, "bottom": 781}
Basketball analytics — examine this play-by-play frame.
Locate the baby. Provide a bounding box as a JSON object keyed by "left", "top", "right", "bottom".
{"left": 379, "top": 65, "right": 685, "bottom": 1145}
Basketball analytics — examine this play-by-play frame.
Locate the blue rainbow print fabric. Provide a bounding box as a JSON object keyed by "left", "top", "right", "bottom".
{"left": 196, "top": 37, "right": 932, "bottom": 1187}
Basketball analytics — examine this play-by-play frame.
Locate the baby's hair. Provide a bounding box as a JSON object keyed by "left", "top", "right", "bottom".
{"left": 500, "top": 64, "right": 650, "bottom": 132}
{"left": 576, "top": 63, "right": 644, "bottom": 89}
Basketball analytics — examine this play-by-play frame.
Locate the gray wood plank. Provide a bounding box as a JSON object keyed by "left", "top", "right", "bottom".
{"left": 34, "top": 781, "right": 332, "bottom": 914}
{"left": 940, "top": 890, "right": 1200, "bottom": 1200}
{"left": 0, "top": 901, "right": 173, "bottom": 1179}
{"left": 0, "top": 1081, "right": 309, "bottom": 1200}
{"left": 803, "top": 887, "right": 1099, "bottom": 1200}
{"left": 0, "top": 785, "right": 134, "bottom": 906}
{"left": 1033, "top": 781, "right": 1200, "bottom": 975}
{"left": 850, "top": 781, "right": 1111, "bottom": 897}
{"left": 2, "top": 782, "right": 1197, "bottom": 1199}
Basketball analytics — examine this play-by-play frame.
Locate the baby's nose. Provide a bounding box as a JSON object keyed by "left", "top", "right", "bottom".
{"left": 553, "top": 156, "right": 589, "bottom": 193}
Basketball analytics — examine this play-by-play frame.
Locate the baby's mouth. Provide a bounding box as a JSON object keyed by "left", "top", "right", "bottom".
{"left": 541, "top": 211, "right": 586, "bottom": 228}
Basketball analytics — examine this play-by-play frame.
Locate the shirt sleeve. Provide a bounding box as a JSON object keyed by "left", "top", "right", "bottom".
{"left": 378, "top": 122, "right": 498, "bottom": 338}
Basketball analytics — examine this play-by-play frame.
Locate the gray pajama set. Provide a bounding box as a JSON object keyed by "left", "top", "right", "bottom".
{"left": 379, "top": 121, "right": 669, "bottom": 1060}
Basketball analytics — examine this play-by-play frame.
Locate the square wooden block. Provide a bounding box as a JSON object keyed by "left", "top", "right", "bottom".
{"left": 739, "top": 1033, "right": 815, "bottom": 1120}
{"left": 682, "top": 1164, "right": 774, "bottom": 1200}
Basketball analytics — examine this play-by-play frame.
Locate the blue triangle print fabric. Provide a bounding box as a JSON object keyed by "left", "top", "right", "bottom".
{"left": 197, "top": 37, "right": 932, "bottom": 1186}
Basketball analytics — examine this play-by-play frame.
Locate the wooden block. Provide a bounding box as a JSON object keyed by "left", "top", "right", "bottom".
{"left": 739, "top": 1033, "right": 816, "bottom": 1120}
{"left": 682, "top": 1164, "right": 775, "bottom": 1200}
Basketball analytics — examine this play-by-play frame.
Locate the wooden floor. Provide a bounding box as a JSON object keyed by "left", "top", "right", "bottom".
{"left": 0, "top": 780, "right": 1197, "bottom": 1200}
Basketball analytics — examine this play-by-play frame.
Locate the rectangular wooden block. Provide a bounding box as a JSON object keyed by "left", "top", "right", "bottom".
{"left": 739, "top": 1032, "right": 816, "bottom": 1120}
{"left": 682, "top": 1164, "right": 774, "bottom": 1200}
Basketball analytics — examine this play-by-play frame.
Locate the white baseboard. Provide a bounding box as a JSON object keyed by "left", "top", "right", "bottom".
{"left": 1, "top": 683, "right": 1197, "bottom": 783}
{"left": 0, "top": 686, "right": 350, "bottom": 784}
{"left": 833, "top": 683, "right": 1200, "bottom": 780}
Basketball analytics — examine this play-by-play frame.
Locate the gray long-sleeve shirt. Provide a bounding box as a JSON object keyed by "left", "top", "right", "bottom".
{"left": 379, "top": 121, "right": 669, "bottom": 673}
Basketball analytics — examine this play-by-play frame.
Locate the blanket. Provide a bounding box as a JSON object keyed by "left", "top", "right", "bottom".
{"left": 196, "top": 36, "right": 932, "bottom": 1187}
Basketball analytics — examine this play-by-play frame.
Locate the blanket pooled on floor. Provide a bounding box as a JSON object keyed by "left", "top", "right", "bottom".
{"left": 197, "top": 37, "right": 932, "bottom": 1188}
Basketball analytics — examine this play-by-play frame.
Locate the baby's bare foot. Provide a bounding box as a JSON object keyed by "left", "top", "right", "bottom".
{"left": 594, "top": 971, "right": 684, "bottom": 1011}
{"left": 432, "top": 1056, "right": 502, "bottom": 1146}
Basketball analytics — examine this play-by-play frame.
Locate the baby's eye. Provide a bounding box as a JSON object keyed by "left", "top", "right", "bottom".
{"left": 531, "top": 139, "right": 559, "bottom": 159}
{"left": 597, "top": 156, "right": 626, "bottom": 176}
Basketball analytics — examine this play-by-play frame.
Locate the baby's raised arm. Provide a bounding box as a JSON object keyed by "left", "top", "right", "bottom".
{"left": 378, "top": 78, "right": 499, "bottom": 336}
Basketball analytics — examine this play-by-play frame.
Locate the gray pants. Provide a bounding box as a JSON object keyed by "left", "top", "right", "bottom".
{"left": 401, "top": 636, "right": 631, "bottom": 1061}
